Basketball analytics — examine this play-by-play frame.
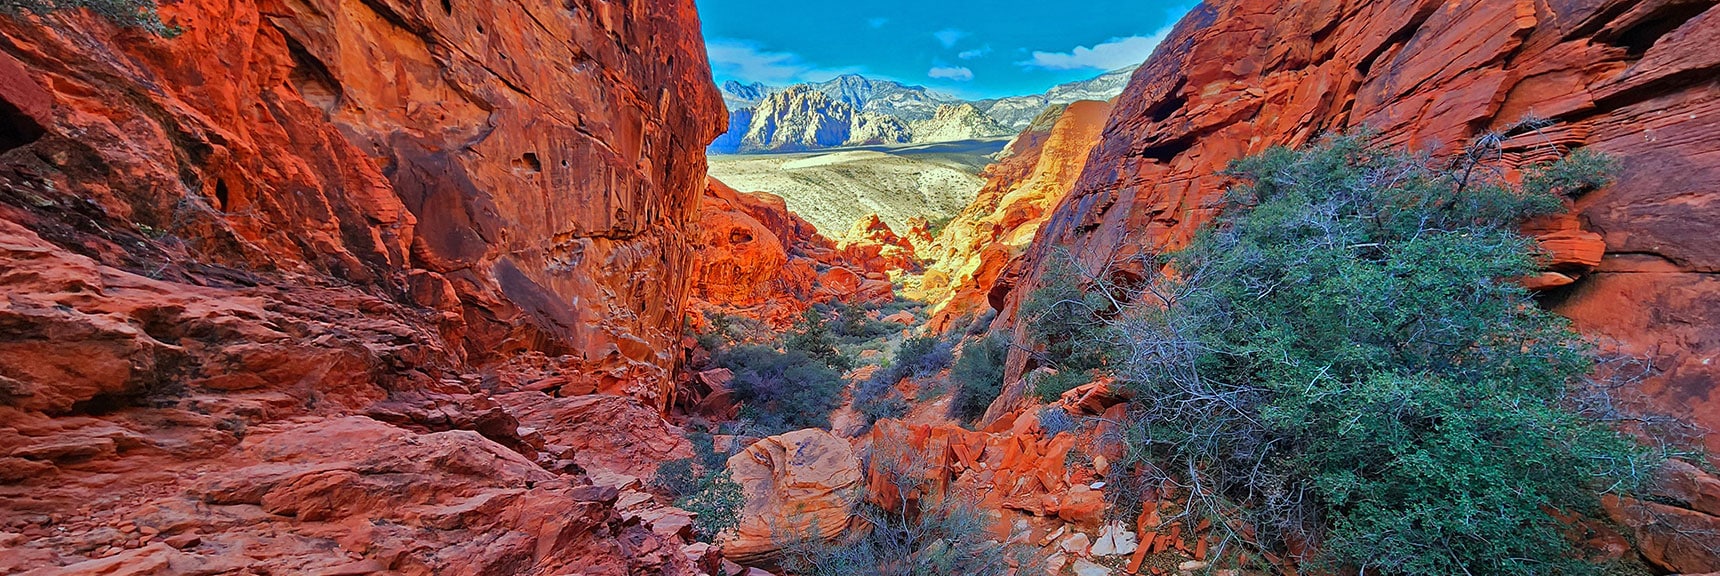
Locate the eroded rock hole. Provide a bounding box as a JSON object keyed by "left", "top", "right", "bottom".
{"left": 1610, "top": 3, "right": 1712, "bottom": 55}
{"left": 283, "top": 34, "right": 343, "bottom": 115}
{"left": 515, "top": 152, "right": 543, "bottom": 172}
{"left": 0, "top": 96, "right": 46, "bottom": 154}
{"left": 729, "top": 228, "right": 753, "bottom": 244}
{"left": 213, "top": 178, "right": 230, "bottom": 212}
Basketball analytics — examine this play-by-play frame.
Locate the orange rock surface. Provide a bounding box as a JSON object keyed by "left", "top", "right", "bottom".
{"left": 994, "top": 0, "right": 1720, "bottom": 459}
{"left": 921, "top": 100, "right": 1114, "bottom": 332}
{"left": 722, "top": 428, "right": 863, "bottom": 565}
{"left": 690, "top": 179, "right": 896, "bottom": 329}
{"left": 0, "top": 0, "right": 725, "bottom": 571}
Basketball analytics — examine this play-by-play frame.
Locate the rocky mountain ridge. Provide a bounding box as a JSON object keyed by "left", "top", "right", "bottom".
{"left": 713, "top": 67, "right": 1137, "bottom": 153}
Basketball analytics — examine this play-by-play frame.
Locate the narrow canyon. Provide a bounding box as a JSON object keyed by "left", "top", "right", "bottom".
{"left": 0, "top": 0, "right": 1717, "bottom": 575}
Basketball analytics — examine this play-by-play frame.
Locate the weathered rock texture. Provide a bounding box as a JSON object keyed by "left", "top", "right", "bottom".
{"left": 690, "top": 179, "right": 896, "bottom": 329}
{"left": 721, "top": 428, "right": 862, "bottom": 565}
{"left": 0, "top": 0, "right": 723, "bottom": 571}
{"left": 921, "top": 100, "right": 1114, "bottom": 332}
{"left": 994, "top": 0, "right": 1720, "bottom": 458}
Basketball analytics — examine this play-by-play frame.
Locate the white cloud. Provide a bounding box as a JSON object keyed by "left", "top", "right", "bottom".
{"left": 934, "top": 28, "right": 969, "bottom": 48}
{"left": 867, "top": 17, "right": 889, "bottom": 28}
{"left": 1019, "top": 31, "right": 1169, "bottom": 71}
{"left": 958, "top": 45, "right": 991, "bottom": 60}
{"left": 706, "top": 39, "right": 859, "bottom": 84}
{"left": 928, "top": 66, "right": 974, "bottom": 82}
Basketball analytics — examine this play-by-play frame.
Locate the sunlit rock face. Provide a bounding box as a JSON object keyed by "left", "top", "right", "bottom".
{"left": 0, "top": 0, "right": 722, "bottom": 570}
{"left": 920, "top": 99, "right": 1115, "bottom": 332}
{"left": 994, "top": 0, "right": 1720, "bottom": 458}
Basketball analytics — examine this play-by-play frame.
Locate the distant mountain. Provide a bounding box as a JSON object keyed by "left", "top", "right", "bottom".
{"left": 910, "top": 103, "right": 1014, "bottom": 144}
{"left": 713, "top": 86, "right": 912, "bottom": 154}
{"left": 973, "top": 65, "right": 1140, "bottom": 129}
{"left": 712, "top": 67, "right": 1138, "bottom": 154}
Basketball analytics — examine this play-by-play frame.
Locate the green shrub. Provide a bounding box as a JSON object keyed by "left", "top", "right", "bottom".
{"left": 1106, "top": 133, "right": 1655, "bottom": 574}
{"left": 651, "top": 432, "right": 745, "bottom": 543}
{"left": 853, "top": 335, "right": 954, "bottom": 427}
{"left": 1019, "top": 252, "right": 1119, "bottom": 401}
{"left": 715, "top": 345, "right": 846, "bottom": 435}
{"left": 948, "top": 334, "right": 1007, "bottom": 424}
{"left": 2, "top": 0, "right": 179, "bottom": 36}
{"left": 787, "top": 308, "right": 853, "bottom": 371}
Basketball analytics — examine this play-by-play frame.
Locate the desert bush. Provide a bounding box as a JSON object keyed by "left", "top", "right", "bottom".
{"left": 948, "top": 334, "right": 1007, "bottom": 425}
{"left": 787, "top": 308, "right": 854, "bottom": 371}
{"left": 651, "top": 432, "right": 745, "bottom": 543}
{"left": 715, "top": 345, "right": 846, "bottom": 435}
{"left": 853, "top": 335, "right": 954, "bottom": 427}
{"left": 1102, "top": 133, "right": 1659, "bottom": 574}
{"left": 1019, "top": 252, "right": 1121, "bottom": 401}
{"left": 2, "top": 0, "right": 177, "bottom": 35}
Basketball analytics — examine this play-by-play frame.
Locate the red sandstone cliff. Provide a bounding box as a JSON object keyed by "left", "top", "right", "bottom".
{"left": 920, "top": 99, "right": 1114, "bottom": 332}
{"left": 985, "top": 1, "right": 1720, "bottom": 571}
{"left": 996, "top": 0, "right": 1720, "bottom": 455}
{"left": 0, "top": 0, "right": 724, "bottom": 572}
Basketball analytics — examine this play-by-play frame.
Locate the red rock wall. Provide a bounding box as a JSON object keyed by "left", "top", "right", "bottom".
{"left": 0, "top": 0, "right": 724, "bottom": 572}
{"left": 996, "top": 0, "right": 1720, "bottom": 454}
{"left": 0, "top": 0, "right": 724, "bottom": 405}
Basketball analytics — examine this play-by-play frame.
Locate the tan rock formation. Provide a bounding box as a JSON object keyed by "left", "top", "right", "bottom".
{"left": 722, "top": 429, "right": 863, "bottom": 565}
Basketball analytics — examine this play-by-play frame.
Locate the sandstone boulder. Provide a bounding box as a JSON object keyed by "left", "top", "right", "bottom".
{"left": 722, "top": 429, "right": 863, "bottom": 564}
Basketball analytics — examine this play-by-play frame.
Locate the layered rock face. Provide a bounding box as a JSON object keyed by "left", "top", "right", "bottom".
{"left": 0, "top": 0, "right": 723, "bottom": 571}
{"left": 921, "top": 100, "right": 1114, "bottom": 331}
{"left": 995, "top": 0, "right": 1720, "bottom": 457}
{"left": 690, "top": 179, "right": 896, "bottom": 329}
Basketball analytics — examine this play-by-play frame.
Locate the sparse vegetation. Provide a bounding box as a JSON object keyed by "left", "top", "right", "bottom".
{"left": 777, "top": 429, "right": 1045, "bottom": 576}
{"left": 948, "top": 333, "right": 1008, "bottom": 425}
{"left": 1019, "top": 254, "right": 1121, "bottom": 401}
{"left": 2, "top": 0, "right": 179, "bottom": 36}
{"left": 651, "top": 431, "right": 745, "bottom": 543}
{"left": 1098, "top": 133, "right": 1661, "bottom": 574}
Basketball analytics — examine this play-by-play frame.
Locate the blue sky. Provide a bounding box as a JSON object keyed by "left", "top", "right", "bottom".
{"left": 696, "top": 1, "right": 1194, "bottom": 99}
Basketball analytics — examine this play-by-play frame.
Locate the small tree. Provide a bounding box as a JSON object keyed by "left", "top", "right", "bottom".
{"left": 948, "top": 334, "right": 1007, "bottom": 425}
{"left": 716, "top": 345, "right": 847, "bottom": 435}
{"left": 787, "top": 308, "right": 854, "bottom": 371}
{"left": 2, "top": 0, "right": 179, "bottom": 36}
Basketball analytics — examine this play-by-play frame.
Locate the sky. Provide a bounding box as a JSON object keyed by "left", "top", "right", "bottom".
{"left": 696, "top": 1, "right": 1194, "bottom": 100}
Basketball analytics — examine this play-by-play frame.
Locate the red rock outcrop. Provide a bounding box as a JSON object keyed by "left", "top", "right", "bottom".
{"left": 921, "top": 100, "right": 1114, "bottom": 332}
{"left": 838, "top": 213, "right": 922, "bottom": 275}
{"left": 690, "top": 179, "right": 895, "bottom": 329}
{"left": 1, "top": 0, "right": 724, "bottom": 405}
{"left": 0, "top": 0, "right": 726, "bottom": 571}
{"left": 994, "top": 0, "right": 1720, "bottom": 457}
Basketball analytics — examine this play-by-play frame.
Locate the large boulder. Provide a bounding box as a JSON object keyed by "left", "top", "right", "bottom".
{"left": 722, "top": 429, "right": 863, "bottom": 565}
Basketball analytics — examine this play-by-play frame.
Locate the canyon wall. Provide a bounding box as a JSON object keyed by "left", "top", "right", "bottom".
{"left": 0, "top": 0, "right": 724, "bottom": 405}
{"left": 0, "top": 0, "right": 724, "bottom": 571}
{"left": 994, "top": 0, "right": 1720, "bottom": 454}
{"left": 921, "top": 99, "right": 1114, "bottom": 332}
